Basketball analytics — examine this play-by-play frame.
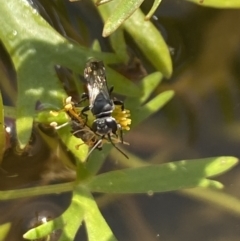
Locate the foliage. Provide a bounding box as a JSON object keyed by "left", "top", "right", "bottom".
{"left": 0, "top": 93, "right": 5, "bottom": 163}
{"left": 0, "top": 0, "right": 239, "bottom": 241}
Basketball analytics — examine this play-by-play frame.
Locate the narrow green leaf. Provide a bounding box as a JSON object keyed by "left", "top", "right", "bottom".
{"left": 124, "top": 73, "right": 173, "bottom": 130}
{"left": 0, "top": 182, "right": 74, "bottom": 200}
{"left": 106, "top": 67, "right": 141, "bottom": 97}
{"left": 24, "top": 186, "right": 118, "bottom": 240}
{"left": 24, "top": 216, "right": 65, "bottom": 240}
{"left": 2, "top": 106, "right": 16, "bottom": 119}
{"left": 24, "top": 188, "right": 85, "bottom": 241}
{"left": 130, "top": 90, "right": 174, "bottom": 127}
{"left": 58, "top": 190, "right": 85, "bottom": 241}
{"left": 57, "top": 126, "right": 89, "bottom": 163}
{"left": 109, "top": 28, "right": 129, "bottom": 63}
{"left": 85, "top": 145, "right": 111, "bottom": 175}
{"left": 123, "top": 8, "right": 172, "bottom": 78}
{"left": 186, "top": 0, "right": 240, "bottom": 8}
{"left": 35, "top": 110, "right": 69, "bottom": 125}
{"left": 145, "top": 0, "right": 163, "bottom": 20}
{"left": 37, "top": 126, "right": 77, "bottom": 170}
{"left": 95, "top": 0, "right": 113, "bottom": 6}
{"left": 124, "top": 72, "right": 165, "bottom": 128}
{"left": 86, "top": 157, "right": 238, "bottom": 193}
{"left": 0, "top": 92, "right": 5, "bottom": 163}
{"left": 182, "top": 188, "right": 240, "bottom": 217}
{"left": 0, "top": 223, "right": 11, "bottom": 241}
{"left": 102, "top": 0, "right": 144, "bottom": 37}
{"left": 56, "top": 43, "right": 120, "bottom": 69}
{"left": 91, "top": 39, "right": 102, "bottom": 52}
{"left": 139, "top": 72, "right": 164, "bottom": 103}
{"left": 125, "top": 72, "right": 163, "bottom": 110}
{"left": 0, "top": 0, "right": 65, "bottom": 147}
{"left": 97, "top": 2, "right": 172, "bottom": 77}
{"left": 76, "top": 187, "right": 118, "bottom": 241}
{"left": 0, "top": 0, "right": 123, "bottom": 148}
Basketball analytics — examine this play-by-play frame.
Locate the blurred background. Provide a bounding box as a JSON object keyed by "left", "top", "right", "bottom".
{"left": 1, "top": 0, "right": 240, "bottom": 240}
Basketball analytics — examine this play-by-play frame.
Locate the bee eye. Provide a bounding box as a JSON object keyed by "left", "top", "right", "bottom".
{"left": 106, "top": 118, "right": 118, "bottom": 134}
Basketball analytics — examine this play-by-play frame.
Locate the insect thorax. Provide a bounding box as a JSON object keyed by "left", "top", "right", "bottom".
{"left": 91, "top": 93, "right": 114, "bottom": 117}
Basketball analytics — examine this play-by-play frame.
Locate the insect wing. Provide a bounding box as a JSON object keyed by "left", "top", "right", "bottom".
{"left": 84, "top": 60, "right": 111, "bottom": 108}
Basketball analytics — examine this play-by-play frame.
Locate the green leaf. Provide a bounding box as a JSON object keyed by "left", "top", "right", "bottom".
{"left": 97, "top": 2, "right": 172, "bottom": 78}
{"left": 124, "top": 72, "right": 165, "bottom": 123}
{"left": 37, "top": 126, "right": 77, "bottom": 170}
{"left": 0, "top": 182, "right": 73, "bottom": 200}
{"left": 35, "top": 110, "right": 69, "bottom": 125}
{"left": 0, "top": 92, "right": 5, "bottom": 163}
{"left": 0, "top": 223, "right": 11, "bottom": 241}
{"left": 185, "top": 0, "right": 240, "bottom": 8}
{"left": 36, "top": 110, "right": 104, "bottom": 174}
{"left": 0, "top": 0, "right": 64, "bottom": 147}
{"left": 77, "top": 187, "right": 118, "bottom": 241}
{"left": 0, "top": 0, "right": 127, "bottom": 148}
{"left": 0, "top": 0, "right": 69, "bottom": 147}
{"left": 134, "top": 90, "right": 174, "bottom": 125}
{"left": 24, "top": 186, "right": 118, "bottom": 241}
{"left": 24, "top": 188, "right": 85, "bottom": 241}
{"left": 182, "top": 187, "right": 240, "bottom": 217}
{"left": 2, "top": 106, "right": 16, "bottom": 119}
{"left": 106, "top": 67, "right": 141, "bottom": 97}
{"left": 85, "top": 145, "right": 112, "bottom": 175}
{"left": 91, "top": 39, "right": 102, "bottom": 52}
{"left": 109, "top": 28, "right": 129, "bottom": 63}
{"left": 102, "top": 0, "right": 144, "bottom": 37}
{"left": 57, "top": 125, "right": 89, "bottom": 163}
{"left": 95, "top": 0, "right": 113, "bottom": 6}
{"left": 86, "top": 157, "right": 238, "bottom": 193}
{"left": 125, "top": 71, "right": 163, "bottom": 109}
{"left": 138, "top": 72, "right": 164, "bottom": 103}
{"left": 145, "top": 0, "right": 163, "bottom": 20}
{"left": 124, "top": 72, "right": 174, "bottom": 128}
{"left": 123, "top": 8, "right": 172, "bottom": 78}
{"left": 129, "top": 90, "right": 174, "bottom": 127}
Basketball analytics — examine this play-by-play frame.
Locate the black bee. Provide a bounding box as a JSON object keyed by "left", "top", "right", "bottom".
{"left": 81, "top": 58, "right": 128, "bottom": 158}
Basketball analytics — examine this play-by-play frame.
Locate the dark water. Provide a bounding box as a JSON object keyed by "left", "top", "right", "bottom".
{"left": 1, "top": 0, "right": 240, "bottom": 240}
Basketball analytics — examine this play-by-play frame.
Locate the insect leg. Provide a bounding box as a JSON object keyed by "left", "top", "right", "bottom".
{"left": 109, "top": 85, "right": 124, "bottom": 110}
{"left": 80, "top": 92, "right": 89, "bottom": 102}
{"left": 85, "top": 138, "right": 103, "bottom": 161}
{"left": 73, "top": 93, "right": 89, "bottom": 107}
{"left": 109, "top": 86, "right": 114, "bottom": 94}
{"left": 113, "top": 99, "right": 124, "bottom": 111}
{"left": 81, "top": 105, "right": 90, "bottom": 125}
{"left": 118, "top": 124, "right": 124, "bottom": 144}
{"left": 107, "top": 133, "right": 128, "bottom": 159}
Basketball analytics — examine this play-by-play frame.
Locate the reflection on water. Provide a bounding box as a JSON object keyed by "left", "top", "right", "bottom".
{"left": 1, "top": 0, "right": 240, "bottom": 240}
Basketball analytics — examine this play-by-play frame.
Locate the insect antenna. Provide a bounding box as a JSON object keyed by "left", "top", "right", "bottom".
{"left": 118, "top": 126, "right": 124, "bottom": 144}
{"left": 108, "top": 134, "right": 129, "bottom": 159}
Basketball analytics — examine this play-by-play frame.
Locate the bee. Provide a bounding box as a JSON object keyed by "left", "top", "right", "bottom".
{"left": 81, "top": 58, "right": 129, "bottom": 158}
{"left": 63, "top": 96, "right": 128, "bottom": 160}
{"left": 50, "top": 58, "right": 131, "bottom": 160}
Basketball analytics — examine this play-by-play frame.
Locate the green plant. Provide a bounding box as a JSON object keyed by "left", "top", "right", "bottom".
{"left": 0, "top": 0, "right": 240, "bottom": 240}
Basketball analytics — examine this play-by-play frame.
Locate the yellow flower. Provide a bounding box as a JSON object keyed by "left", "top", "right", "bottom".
{"left": 112, "top": 105, "right": 131, "bottom": 131}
